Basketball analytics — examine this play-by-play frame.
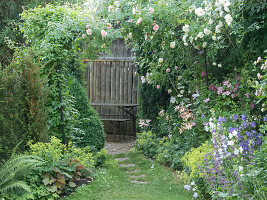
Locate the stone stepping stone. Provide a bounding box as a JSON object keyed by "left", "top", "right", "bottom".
{"left": 115, "top": 158, "right": 129, "bottom": 162}
{"left": 126, "top": 169, "right": 140, "bottom": 173}
{"left": 130, "top": 180, "right": 148, "bottom": 184}
{"left": 130, "top": 174, "right": 146, "bottom": 178}
{"left": 118, "top": 163, "right": 136, "bottom": 167}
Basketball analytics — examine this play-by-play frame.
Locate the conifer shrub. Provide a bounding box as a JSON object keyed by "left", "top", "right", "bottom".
{"left": 69, "top": 76, "right": 105, "bottom": 150}
{"left": 0, "top": 50, "right": 48, "bottom": 159}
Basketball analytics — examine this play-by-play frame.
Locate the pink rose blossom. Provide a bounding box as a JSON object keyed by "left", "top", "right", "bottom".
{"left": 166, "top": 68, "right": 171, "bottom": 73}
{"left": 101, "top": 30, "right": 107, "bottom": 37}
{"left": 86, "top": 29, "right": 92, "bottom": 35}
{"left": 156, "top": 85, "right": 160, "bottom": 89}
{"left": 149, "top": 8, "right": 154, "bottom": 14}
{"left": 136, "top": 17, "right": 142, "bottom": 25}
{"left": 82, "top": 34, "right": 86, "bottom": 39}
{"left": 153, "top": 24, "right": 159, "bottom": 31}
{"left": 174, "top": 66, "right": 178, "bottom": 70}
{"left": 86, "top": 25, "right": 90, "bottom": 29}
{"left": 106, "top": 23, "right": 112, "bottom": 29}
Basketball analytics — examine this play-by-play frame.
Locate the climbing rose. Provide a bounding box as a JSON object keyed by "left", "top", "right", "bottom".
{"left": 86, "top": 25, "right": 90, "bottom": 29}
{"left": 182, "top": 24, "right": 190, "bottom": 33}
{"left": 224, "top": 14, "right": 233, "bottom": 25}
{"left": 156, "top": 85, "right": 160, "bottom": 89}
{"left": 195, "top": 7, "right": 205, "bottom": 16}
{"left": 153, "top": 24, "right": 159, "bottom": 31}
{"left": 149, "top": 8, "right": 154, "bottom": 14}
{"left": 82, "top": 34, "right": 86, "bottom": 39}
{"left": 86, "top": 29, "right": 92, "bottom": 35}
{"left": 166, "top": 68, "right": 171, "bottom": 73}
{"left": 101, "top": 30, "right": 107, "bottom": 37}
{"left": 170, "top": 41, "right": 175, "bottom": 49}
{"left": 106, "top": 23, "right": 112, "bottom": 29}
{"left": 136, "top": 17, "right": 142, "bottom": 25}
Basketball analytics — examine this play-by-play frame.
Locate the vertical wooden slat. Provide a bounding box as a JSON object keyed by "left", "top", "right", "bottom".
{"left": 124, "top": 62, "right": 128, "bottom": 104}
{"left": 89, "top": 63, "right": 93, "bottom": 102}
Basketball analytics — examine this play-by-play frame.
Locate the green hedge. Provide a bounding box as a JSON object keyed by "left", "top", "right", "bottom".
{"left": 69, "top": 76, "right": 105, "bottom": 150}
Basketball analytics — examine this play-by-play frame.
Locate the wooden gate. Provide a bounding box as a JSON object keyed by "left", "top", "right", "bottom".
{"left": 85, "top": 39, "right": 138, "bottom": 140}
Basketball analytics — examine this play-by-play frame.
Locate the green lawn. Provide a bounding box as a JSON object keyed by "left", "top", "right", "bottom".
{"left": 63, "top": 151, "right": 192, "bottom": 200}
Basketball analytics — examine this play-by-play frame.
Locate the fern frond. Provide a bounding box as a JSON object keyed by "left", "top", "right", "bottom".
{"left": 0, "top": 155, "right": 44, "bottom": 187}
{"left": 0, "top": 180, "right": 31, "bottom": 194}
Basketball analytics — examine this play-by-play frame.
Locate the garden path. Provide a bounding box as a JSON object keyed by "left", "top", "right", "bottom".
{"left": 105, "top": 140, "right": 148, "bottom": 184}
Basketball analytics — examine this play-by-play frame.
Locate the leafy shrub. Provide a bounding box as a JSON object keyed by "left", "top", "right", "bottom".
{"left": 69, "top": 76, "right": 105, "bottom": 150}
{"left": 181, "top": 140, "right": 213, "bottom": 182}
{"left": 135, "top": 131, "right": 159, "bottom": 158}
{"left": 16, "top": 136, "right": 107, "bottom": 199}
{"left": 0, "top": 50, "right": 48, "bottom": 159}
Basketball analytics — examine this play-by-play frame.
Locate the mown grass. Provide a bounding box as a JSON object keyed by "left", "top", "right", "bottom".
{"left": 63, "top": 151, "right": 192, "bottom": 200}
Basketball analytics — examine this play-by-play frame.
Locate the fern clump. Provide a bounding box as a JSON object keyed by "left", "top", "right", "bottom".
{"left": 0, "top": 154, "right": 44, "bottom": 194}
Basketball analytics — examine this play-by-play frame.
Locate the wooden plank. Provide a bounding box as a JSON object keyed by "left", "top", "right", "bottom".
{"left": 128, "top": 62, "right": 133, "bottom": 103}
{"left": 132, "top": 62, "right": 138, "bottom": 104}
{"left": 120, "top": 61, "right": 124, "bottom": 104}
{"left": 124, "top": 62, "right": 128, "bottom": 104}
{"left": 89, "top": 63, "right": 93, "bottom": 102}
{"left": 116, "top": 61, "right": 120, "bottom": 103}
{"left": 111, "top": 61, "right": 116, "bottom": 103}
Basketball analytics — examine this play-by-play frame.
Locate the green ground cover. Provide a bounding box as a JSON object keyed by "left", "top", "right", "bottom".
{"left": 64, "top": 151, "right": 192, "bottom": 200}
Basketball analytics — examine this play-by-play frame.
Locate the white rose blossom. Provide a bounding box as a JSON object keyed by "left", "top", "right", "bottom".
{"left": 202, "top": 42, "right": 207, "bottom": 48}
{"left": 197, "top": 32, "right": 204, "bottom": 38}
{"left": 225, "top": 14, "right": 233, "bottom": 25}
{"left": 182, "top": 24, "right": 190, "bottom": 33}
{"left": 204, "top": 28, "right": 212, "bottom": 35}
{"left": 195, "top": 7, "right": 205, "bottom": 16}
{"left": 170, "top": 41, "right": 176, "bottom": 49}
